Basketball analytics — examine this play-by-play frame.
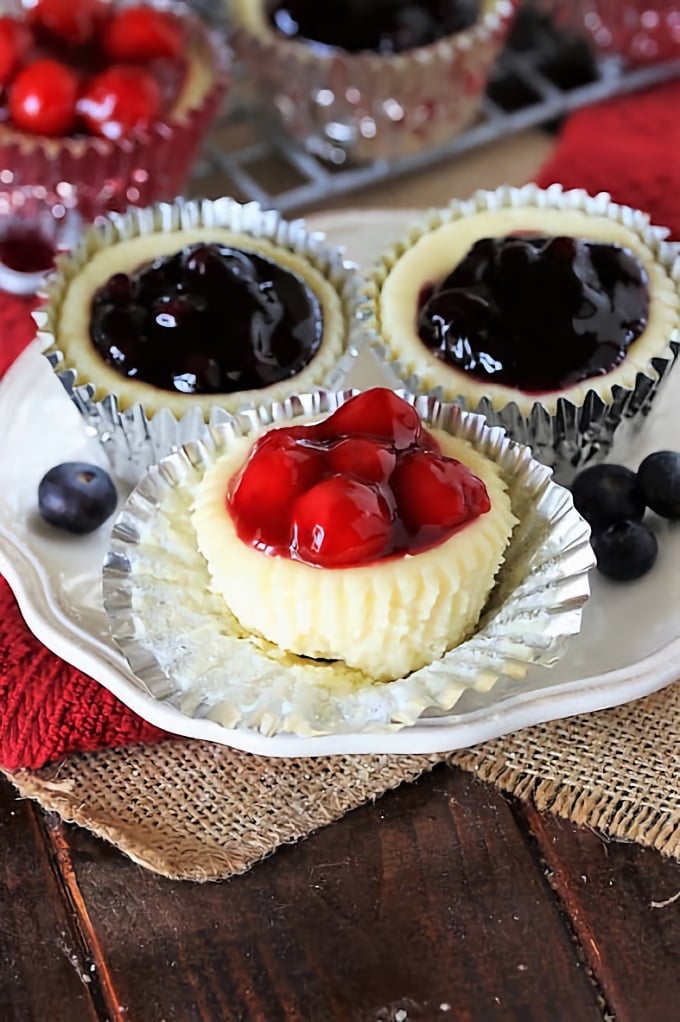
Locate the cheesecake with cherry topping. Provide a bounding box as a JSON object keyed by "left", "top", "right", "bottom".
{"left": 0, "top": 1, "right": 226, "bottom": 214}
{"left": 192, "top": 388, "right": 516, "bottom": 681}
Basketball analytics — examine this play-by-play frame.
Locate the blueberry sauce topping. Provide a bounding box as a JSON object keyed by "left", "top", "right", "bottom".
{"left": 89, "top": 243, "right": 323, "bottom": 394}
{"left": 267, "top": 0, "right": 479, "bottom": 54}
{"left": 417, "top": 235, "right": 650, "bottom": 394}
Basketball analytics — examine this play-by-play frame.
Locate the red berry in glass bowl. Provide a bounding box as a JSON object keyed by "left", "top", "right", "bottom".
{"left": 102, "top": 6, "right": 183, "bottom": 62}
{"left": 79, "top": 66, "right": 161, "bottom": 140}
{"left": 9, "top": 59, "right": 78, "bottom": 137}
{"left": 391, "top": 451, "right": 490, "bottom": 536}
{"left": 27, "top": 0, "right": 104, "bottom": 46}
{"left": 291, "top": 476, "right": 393, "bottom": 568}
{"left": 0, "top": 17, "right": 31, "bottom": 87}
{"left": 323, "top": 388, "right": 423, "bottom": 449}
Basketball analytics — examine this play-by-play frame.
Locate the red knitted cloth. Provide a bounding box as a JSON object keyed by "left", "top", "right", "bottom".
{"left": 1, "top": 81, "right": 679, "bottom": 771}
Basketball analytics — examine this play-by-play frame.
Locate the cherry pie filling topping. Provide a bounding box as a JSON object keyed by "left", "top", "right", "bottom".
{"left": 89, "top": 242, "right": 323, "bottom": 394}
{"left": 417, "top": 234, "right": 650, "bottom": 394}
{"left": 227, "top": 388, "right": 491, "bottom": 568}
{"left": 0, "top": 2, "right": 189, "bottom": 139}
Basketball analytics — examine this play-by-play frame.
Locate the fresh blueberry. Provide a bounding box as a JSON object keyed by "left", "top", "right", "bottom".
{"left": 636, "top": 450, "right": 680, "bottom": 520}
{"left": 571, "top": 463, "right": 646, "bottom": 530}
{"left": 592, "top": 520, "right": 658, "bottom": 582}
{"left": 38, "top": 462, "right": 117, "bottom": 534}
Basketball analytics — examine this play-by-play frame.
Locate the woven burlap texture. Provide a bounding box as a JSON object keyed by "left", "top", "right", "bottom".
{"left": 4, "top": 680, "right": 678, "bottom": 881}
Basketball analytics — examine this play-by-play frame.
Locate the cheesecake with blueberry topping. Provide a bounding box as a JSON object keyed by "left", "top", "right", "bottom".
{"left": 41, "top": 201, "right": 353, "bottom": 420}
{"left": 373, "top": 201, "right": 678, "bottom": 416}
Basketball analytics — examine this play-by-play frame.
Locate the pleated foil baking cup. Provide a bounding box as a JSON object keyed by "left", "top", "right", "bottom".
{"left": 103, "top": 389, "right": 594, "bottom": 740}
{"left": 36, "top": 197, "right": 364, "bottom": 486}
{"left": 229, "top": 0, "right": 517, "bottom": 164}
{"left": 358, "top": 184, "right": 680, "bottom": 485}
{"left": 0, "top": 2, "right": 228, "bottom": 219}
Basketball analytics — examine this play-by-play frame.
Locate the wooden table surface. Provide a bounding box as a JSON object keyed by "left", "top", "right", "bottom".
{"left": 2, "top": 134, "right": 679, "bottom": 1022}
{"left": 2, "top": 767, "right": 679, "bottom": 1022}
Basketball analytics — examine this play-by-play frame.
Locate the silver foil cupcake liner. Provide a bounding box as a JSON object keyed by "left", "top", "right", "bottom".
{"left": 36, "top": 196, "right": 365, "bottom": 486}
{"left": 103, "top": 389, "right": 594, "bottom": 739}
{"left": 358, "top": 183, "right": 680, "bottom": 485}
{"left": 229, "top": 0, "right": 517, "bottom": 164}
{"left": 0, "top": 1, "right": 229, "bottom": 220}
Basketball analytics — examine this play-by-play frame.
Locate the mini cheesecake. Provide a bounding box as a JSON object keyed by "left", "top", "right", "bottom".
{"left": 372, "top": 201, "right": 679, "bottom": 416}
{"left": 0, "top": 4, "right": 217, "bottom": 145}
{"left": 0, "top": 3, "right": 227, "bottom": 215}
{"left": 104, "top": 386, "right": 596, "bottom": 737}
{"left": 191, "top": 388, "right": 516, "bottom": 681}
{"left": 230, "top": 0, "right": 515, "bottom": 163}
{"left": 40, "top": 199, "right": 355, "bottom": 431}
{"left": 51, "top": 228, "right": 346, "bottom": 418}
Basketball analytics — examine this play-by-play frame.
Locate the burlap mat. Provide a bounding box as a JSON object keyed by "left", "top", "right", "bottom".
{"left": 4, "top": 680, "right": 678, "bottom": 880}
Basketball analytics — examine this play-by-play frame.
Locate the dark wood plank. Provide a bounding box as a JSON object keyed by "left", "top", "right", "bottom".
{"left": 0, "top": 776, "right": 99, "bottom": 1022}
{"left": 521, "top": 806, "right": 680, "bottom": 1022}
{"left": 48, "top": 765, "right": 603, "bottom": 1022}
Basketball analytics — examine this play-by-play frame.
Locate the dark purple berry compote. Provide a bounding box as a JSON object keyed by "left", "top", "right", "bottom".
{"left": 89, "top": 243, "right": 323, "bottom": 395}
{"left": 267, "top": 0, "right": 479, "bottom": 54}
{"left": 417, "top": 235, "right": 650, "bottom": 394}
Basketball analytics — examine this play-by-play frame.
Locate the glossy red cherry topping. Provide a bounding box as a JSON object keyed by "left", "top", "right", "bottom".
{"left": 28, "top": 0, "right": 105, "bottom": 46}
{"left": 9, "top": 58, "right": 79, "bottom": 137}
{"left": 0, "top": 1, "right": 187, "bottom": 140}
{"left": 0, "top": 18, "right": 31, "bottom": 87}
{"left": 228, "top": 389, "right": 491, "bottom": 569}
{"left": 79, "top": 66, "right": 161, "bottom": 140}
{"left": 103, "top": 6, "right": 183, "bottom": 62}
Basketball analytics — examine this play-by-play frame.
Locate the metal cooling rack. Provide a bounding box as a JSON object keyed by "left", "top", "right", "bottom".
{"left": 190, "top": 12, "right": 680, "bottom": 216}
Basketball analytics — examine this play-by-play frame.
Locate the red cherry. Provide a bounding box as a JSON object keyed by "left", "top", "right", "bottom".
{"left": 229, "top": 431, "right": 322, "bottom": 548}
{"left": 324, "top": 389, "right": 423, "bottom": 449}
{"left": 28, "top": 0, "right": 104, "bottom": 46}
{"left": 390, "top": 451, "right": 490, "bottom": 535}
{"left": 0, "top": 18, "right": 31, "bottom": 87}
{"left": 9, "top": 59, "right": 78, "bottom": 137}
{"left": 103, "top": 6, "right": 183, "bottom": 62}
{"left": 79, "top": 66, "right": 161, "bottom": 140}
{"left": 291, "top": 476, "right": 392, "bottom": 568}
{"left": 328, "top": 436, "right": 396, "bottom": 484}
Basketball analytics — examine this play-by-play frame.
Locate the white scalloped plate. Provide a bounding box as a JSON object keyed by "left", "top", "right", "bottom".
{"left": 1, "top": 209, "right": 679, "bottom": 756}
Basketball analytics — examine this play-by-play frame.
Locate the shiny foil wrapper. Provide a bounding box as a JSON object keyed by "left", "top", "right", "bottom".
{"left": 36, "top": 197, "right": 364, "bottom": 486}
{"left": 229, "top": 0, "right": 517, "bottom": 164}
{"left": 358, "top": 183, "right": 680, "bottom": 485}
{"left": 0, "top": 2, "right": 228, "bottom": 220}
{"left": 103, "top": 389, "right": 594, "bottom": 740}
